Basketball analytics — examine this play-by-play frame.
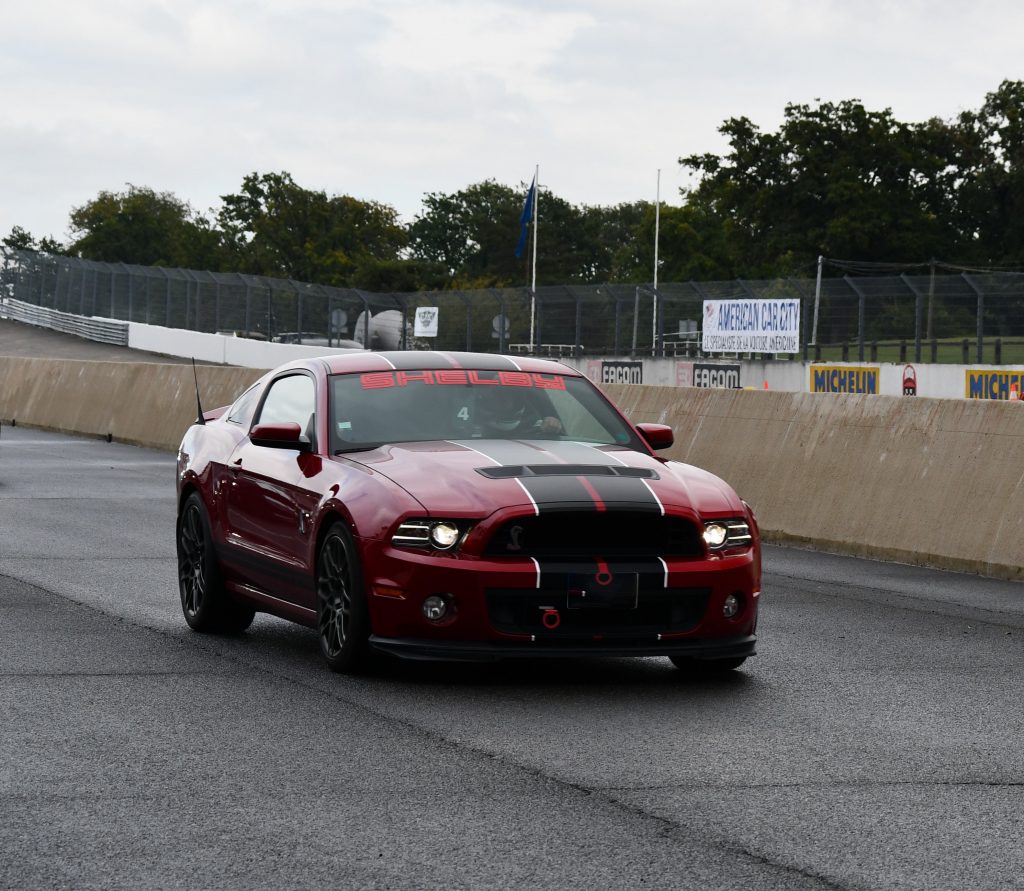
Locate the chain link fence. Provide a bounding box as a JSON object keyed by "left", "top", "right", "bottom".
{"left": 3, "top": 249, "right": 1024, "bottom": 363}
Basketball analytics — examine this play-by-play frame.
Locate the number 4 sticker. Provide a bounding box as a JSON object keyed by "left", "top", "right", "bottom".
{"left": 457, "top": 406, "right": 469, "bottom": 420}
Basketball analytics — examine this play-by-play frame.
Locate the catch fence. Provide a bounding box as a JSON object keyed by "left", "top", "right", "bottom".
{"left": 3, "top": 249, "right": 1024, "bottom": 363}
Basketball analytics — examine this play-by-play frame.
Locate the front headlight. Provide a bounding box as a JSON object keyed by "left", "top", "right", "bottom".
{"left": 429, "top": 521, "right": 460, "bottom": 549}
{"left": 392, "top": 519, "right": 470, "bottom": 552}
{"left": 703, "top": 518, "right": 752, "bottom": 550}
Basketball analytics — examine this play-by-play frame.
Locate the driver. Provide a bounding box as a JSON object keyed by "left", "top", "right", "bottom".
{"left": 476, "top": 386, "right": 562, "bottom": 437}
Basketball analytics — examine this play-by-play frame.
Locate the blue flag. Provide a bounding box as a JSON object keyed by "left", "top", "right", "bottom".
{"left": 514, "top": 175, "right": 536, "bottom": 259}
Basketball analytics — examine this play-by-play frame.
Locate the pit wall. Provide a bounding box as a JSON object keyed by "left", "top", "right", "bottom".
{"left": 604, "top": 383, "right": 1024, "bottom": 580}
{"left": 121, "top": 320, "right": 1023, "bottom": 401}
{"left": 2, "top": 355, "right": 1023, "bottom": 580}
{"left": 0, "top": 357, "right": 264, "bottom": 450}
{"left": 570, "top": 357, "right": 1024, "bottom": 401}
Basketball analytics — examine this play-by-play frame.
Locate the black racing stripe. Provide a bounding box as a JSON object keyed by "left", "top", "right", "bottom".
{"left": 441, "top": 352, "right": 522, "bottom": 371}
{"left": 379, "top": 352, "right": 456, "bottom": 370}
{"left": 519, "top": 475, "right": 596, "bottom": 508}
{"left": 534, "top": 441, "right": 627, "bottom": 466}
{"left": 587, "top": 475, "right": 662, "bottom": 511}
{"left": 453, "top": 439, "right": 553, "bottom": 466}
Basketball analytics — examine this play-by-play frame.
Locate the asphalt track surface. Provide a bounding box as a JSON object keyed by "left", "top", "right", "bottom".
{"left": 2, "top": 425, "right": 1024, "bottom": 890}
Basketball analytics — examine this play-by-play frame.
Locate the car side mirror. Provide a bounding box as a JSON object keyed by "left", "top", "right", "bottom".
{"left": 636, "top": 423, "right": 674, "bottom": 451}
{"left": 250, "top": 422, "right": 311, "bottom": 452}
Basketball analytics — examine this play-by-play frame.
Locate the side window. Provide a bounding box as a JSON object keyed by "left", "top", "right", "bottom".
{"left": 255, "top": 374, "right": 316, "bottom": 444}
{"left": 226, "top": 385, "right": 261, "bottom": 426}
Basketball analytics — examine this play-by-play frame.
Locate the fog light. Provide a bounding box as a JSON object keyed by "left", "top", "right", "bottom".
{"left": 422, "top": 595, "right": 449, "bottom": 622}
{"left": 429, "top": 522, "right": 460, "bottom": 549}
{"left": 723, "top": 593, "right": 741, "bottom": 618}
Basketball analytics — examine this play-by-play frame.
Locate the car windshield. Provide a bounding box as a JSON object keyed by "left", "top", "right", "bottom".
{"left": 329, "top": 369, "right": 643, "bottom": 452}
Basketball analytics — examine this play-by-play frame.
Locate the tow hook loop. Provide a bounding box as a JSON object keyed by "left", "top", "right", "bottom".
{"left": 542, "top": 608, "right": 561, "bottom": 630}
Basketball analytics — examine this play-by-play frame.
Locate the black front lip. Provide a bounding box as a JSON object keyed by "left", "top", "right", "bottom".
{"left": 369, "top": 634, "right": 756, "bottom": 663}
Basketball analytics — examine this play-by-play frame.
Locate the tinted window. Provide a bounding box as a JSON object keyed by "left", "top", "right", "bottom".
{"left": 329, "top": 370, "right": 642, "bottom": 452}
{"left": 256, "top": 374, "right": 316, "bottom": 441}
{"left": 226, "top": 385, "right": 261, "bottom": 426}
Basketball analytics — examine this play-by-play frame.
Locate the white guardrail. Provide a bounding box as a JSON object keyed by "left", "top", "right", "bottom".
{"left": 1, "top": 297, "right": 129, "bottom": 346}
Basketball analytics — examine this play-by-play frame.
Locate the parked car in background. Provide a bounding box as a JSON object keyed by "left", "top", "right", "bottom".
{"left": 272, "top": 331, "right": 330, "bottom": 346}
{"left": 176, "top": 351, "right": 761, "bottom": 673}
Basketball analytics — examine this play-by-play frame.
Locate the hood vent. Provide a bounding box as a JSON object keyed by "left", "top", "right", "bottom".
{"left": 476, "top": 464, "right": 658, "bottom": 480}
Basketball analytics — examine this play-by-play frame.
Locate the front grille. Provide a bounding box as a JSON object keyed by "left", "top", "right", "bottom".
{"left": 487, "top": 586, "right": 711, "bottom": 637}
{"left": 484, "top": 512, "right": 703, "bottom": 559}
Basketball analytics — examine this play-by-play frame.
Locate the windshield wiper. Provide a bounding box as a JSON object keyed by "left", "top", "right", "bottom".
{"left": 333, "top": 444, "right": 383, "bottom": 455}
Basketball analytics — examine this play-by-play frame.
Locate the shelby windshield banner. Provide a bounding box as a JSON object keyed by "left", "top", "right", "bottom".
{"left": 702, "top": 299, "right": 801, "bottom": 354}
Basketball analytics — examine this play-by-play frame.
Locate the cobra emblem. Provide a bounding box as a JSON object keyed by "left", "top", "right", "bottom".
{"left": 507, "top": 525, "right": 524, "bottom": 551}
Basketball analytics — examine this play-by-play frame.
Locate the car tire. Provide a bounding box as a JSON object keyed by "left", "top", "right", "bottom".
{"left": 177, "top": 492, "right": 256, "bottom": 634}
{"left": 316, "top": 522, "right": 370, "bottom": 673}
{"left": 669, "top": 655, "right": 746, "bottom": 674}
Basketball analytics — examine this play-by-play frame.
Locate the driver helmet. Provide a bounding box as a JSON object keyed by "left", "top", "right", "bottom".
{"left": 479, "top": 387, "right": 527, "bottom": 432}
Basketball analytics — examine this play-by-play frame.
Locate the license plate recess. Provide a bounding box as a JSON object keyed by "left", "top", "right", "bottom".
{"left": 566, "top": 572, "right": 638, "bottom": 609}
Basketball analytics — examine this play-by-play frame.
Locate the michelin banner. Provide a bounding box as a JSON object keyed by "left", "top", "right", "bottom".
{"left": 702, "top": 299, "right": 801, "bottom": 354}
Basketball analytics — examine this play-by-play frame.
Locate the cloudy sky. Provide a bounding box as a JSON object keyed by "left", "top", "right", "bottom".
{"left": 2, "top": 0, "right": 1021, "bottom": 244}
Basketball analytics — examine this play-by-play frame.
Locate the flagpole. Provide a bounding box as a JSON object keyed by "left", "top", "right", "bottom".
{"left": 652, "top": 168, "right": 660, "bottom": 356}
{"left": 529, "top": 164, "right": 539, "bottom": 352}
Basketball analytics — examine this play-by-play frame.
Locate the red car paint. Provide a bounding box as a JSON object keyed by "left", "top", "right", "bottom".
{"left": 176, "top": 351, "right": 761, "bottom": 664}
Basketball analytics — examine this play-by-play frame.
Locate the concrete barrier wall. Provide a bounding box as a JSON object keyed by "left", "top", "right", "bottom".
{"left": 571, "top": 356, "right": 1024, "bottom": 400}
{"left": 604, "top": 384, "right": 1024, "bottom": 580}
{"left": 0, "top": 357, "right": 264, "bottom": 451}
{"left": 3, "top": 355, "right": 1022, "bottom": 578}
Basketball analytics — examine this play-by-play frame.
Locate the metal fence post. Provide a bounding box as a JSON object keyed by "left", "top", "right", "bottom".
{"left": 631, "top": 286, "right": 639, "bottom": 358}
{"left": 573, "top": 287, "right": 582, "bottom": 358}
{"left": 900, "top": 274, "right": 924, "bottom": 363}
{"left": 160, "top": 268, "right": 171, "bottom": 326}
{"left": 242, "top": 276, "right": 251, "bottom": 336}
{"left": 962, "top": 273, "right": 984, "bottom": 363}
{"left": 613, "top": 294, "right": 621, "bottom": 356}
{"left": 534, "top": 290, "right": 542, "bottom": 353}
{"left": 844, "top": 276, "right": 866, "bottom": 361}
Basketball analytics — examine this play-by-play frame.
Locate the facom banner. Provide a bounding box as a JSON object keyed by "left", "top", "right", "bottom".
{"left": 702, "top": 299, "right": 801, "bottom": 354}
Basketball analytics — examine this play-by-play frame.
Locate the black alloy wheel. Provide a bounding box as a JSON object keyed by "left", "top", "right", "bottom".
{"left": 316, "top": 523, "right": 370, "bottom": 673}
{"left": 177, "top": 492, "right": 255, "bottom": 633}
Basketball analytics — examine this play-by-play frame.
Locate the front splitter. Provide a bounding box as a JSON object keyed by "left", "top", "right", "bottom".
{"left": 368, "top": 634, "right": 756, "bottom": 663}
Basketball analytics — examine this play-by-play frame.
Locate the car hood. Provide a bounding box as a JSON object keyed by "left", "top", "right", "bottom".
{"left": 342, "top": 439, "right": 744, "bottom": 517}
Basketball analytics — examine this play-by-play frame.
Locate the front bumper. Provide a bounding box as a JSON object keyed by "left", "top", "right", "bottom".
{"left": 369, "top": 633, "right": 757, "bottom": 663}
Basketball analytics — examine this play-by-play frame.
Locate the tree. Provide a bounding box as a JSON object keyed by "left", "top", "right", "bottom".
{"left": 680, "top": 99, "right": 963, "bottom": 275}
{"left": 608, "top": 202, "right": 736, "bottom": 283}
{"left": 410, "top": 180, "right": 627, "bottom": 288}
{"left": 2, "top": 226, "right": 65, "bottom": 254}
{"left": 68, "top": 185, "right": 221, "bottom": 267}
{"left": 956, "top": 79, "right": 1024, "bottom": 265}
{"left": 409, "top": 180, "right": 526, "bottom": 287}
{"left": 217, "top": 171, "right": 408, "bottom": 286}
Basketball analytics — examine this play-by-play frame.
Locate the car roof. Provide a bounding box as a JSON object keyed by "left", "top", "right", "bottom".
{"left": 315, "top": 351, "right": 581, "bottom": 377}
